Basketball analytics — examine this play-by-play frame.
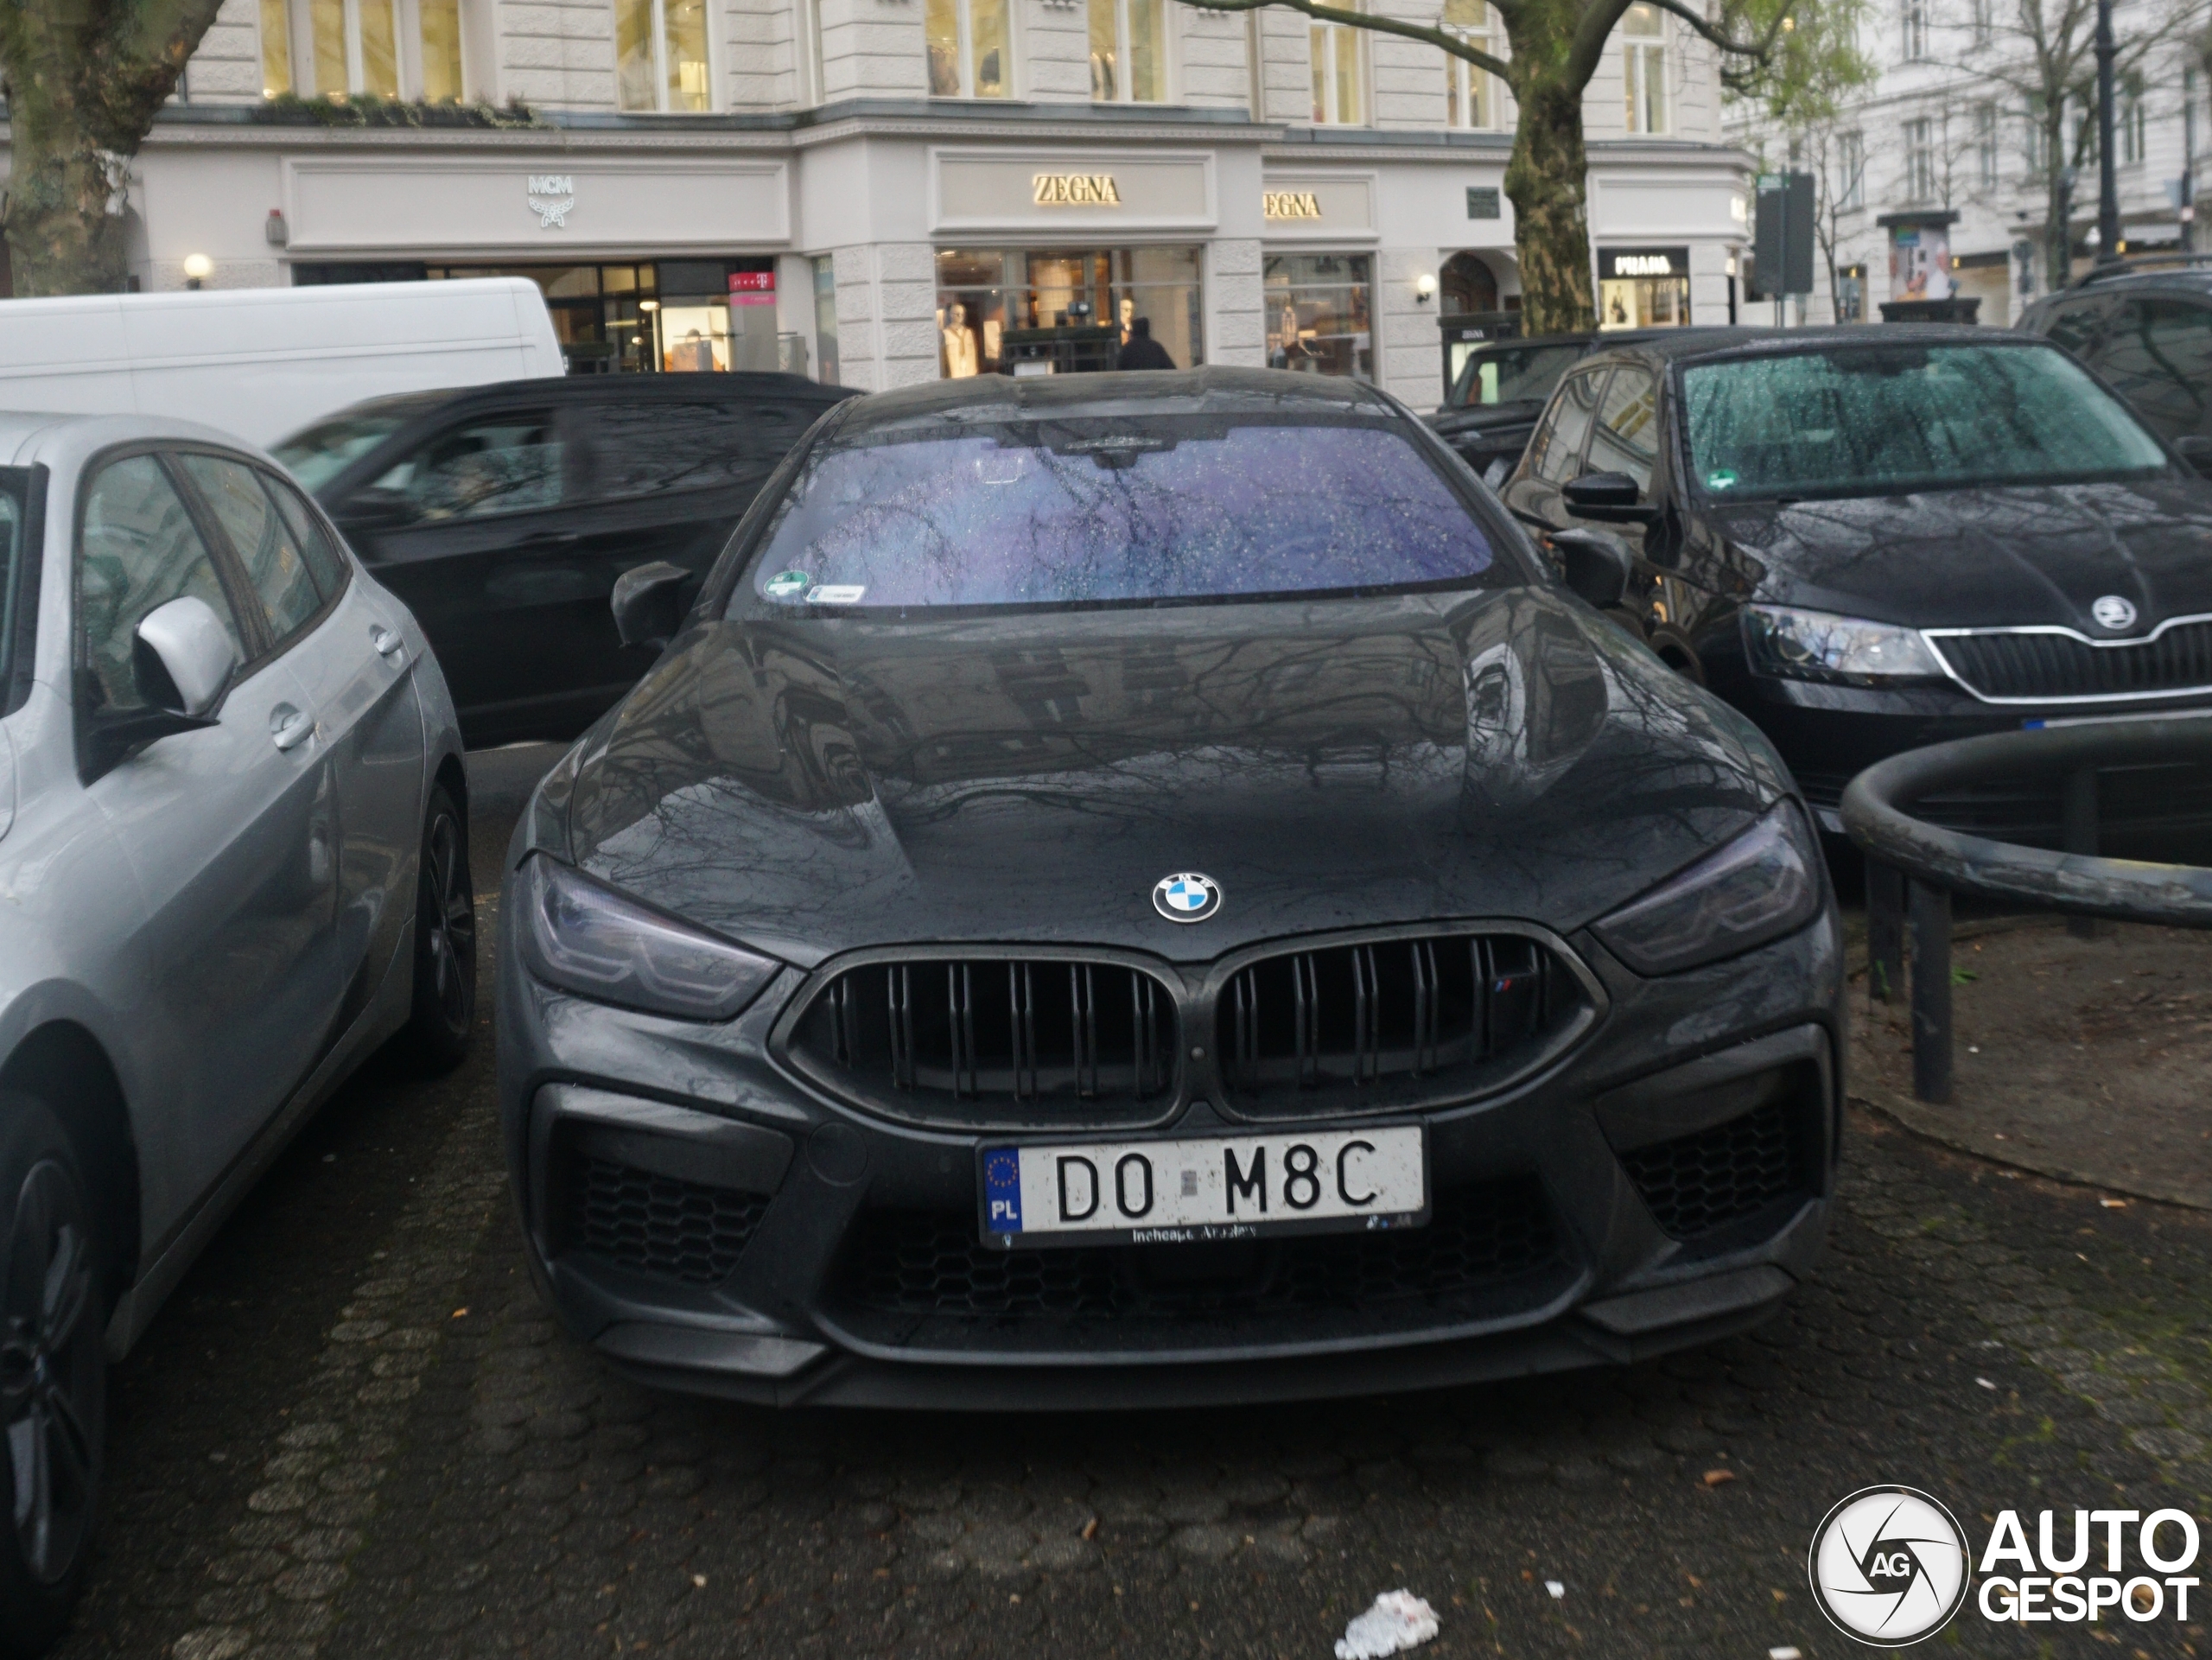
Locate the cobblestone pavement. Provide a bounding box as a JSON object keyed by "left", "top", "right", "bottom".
{"left": 47, "top": 769, "right": 2212, "bottom": 1656}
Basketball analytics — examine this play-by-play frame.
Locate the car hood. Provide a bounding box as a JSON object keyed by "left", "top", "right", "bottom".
{"left": 1706, "top": 478, "right": 2212, "bottom": 631}
{"left": 560, "top": 591, "right": 1782, "bottom": 967}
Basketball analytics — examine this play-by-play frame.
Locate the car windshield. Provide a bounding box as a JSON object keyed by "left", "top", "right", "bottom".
{"left": 1450, "top": 343, "right": 1586, "bottom": 409}
{"left": 738, "top": 416, "right": 1500, "bottom": 612}
{"left": 1681, "top": 341, "right": 2169, "bottom": 501}
{"left": 272, "top": 404, "right": 429, "bottom": 491}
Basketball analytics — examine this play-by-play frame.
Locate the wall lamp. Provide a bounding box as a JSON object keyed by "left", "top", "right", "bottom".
{"left": 1414, "top": 272, "right": 1437, "bottom": 305}
{"left": 181, "top": 252, "right": 213, "bottom": 290}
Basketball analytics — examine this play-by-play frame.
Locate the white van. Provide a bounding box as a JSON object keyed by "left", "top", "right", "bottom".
{"left": 0, "top": 277, "right": 564, "bottom": 446}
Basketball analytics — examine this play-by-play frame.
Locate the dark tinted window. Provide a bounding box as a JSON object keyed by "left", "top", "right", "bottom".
{"left": 1683, "top": 342, "right": 2166, "bottom": 501}
{"left": 2038, "top": 296, "right": 2113, "bottom": 360}
{"left": 741, "top": 417, "right": 1497, "bottom": 611}
{"left": 1450, "top": 342, "right": 1586, "bottom": 408}
{"left": 2096, "top": 298, "right": 2212, "bottom": 439}
{"left": 77, "top": 455, "right": 246, "bottom": 715}
{"left": 0, "top": 472, "right": 24, "bottom": 701}
{"left": 261, "top": 471, "right": 351, "bottom": 598}
{"left": 1586, "top": 367, "right": 1660, "bottom": 491}
{"left": 578, "top": 399, "right": 807, "bottom": 501}
{"left": 372, "top": 411, "right": 563, "bottom": 522}
{"left": 1527, "top": 369, "right": 1606, "bottom": 484}
{"left": 271, "top": 404, "right": 426, "bottom": 490}
{"left": 176, "top": 454, "right": 324, "bottom": 646}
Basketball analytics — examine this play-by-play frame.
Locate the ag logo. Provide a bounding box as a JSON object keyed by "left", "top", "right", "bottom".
{"left": 1808, "top": 1485, "right": 1970, "bottom": 1646}
{"left": 1151, "top": 872, "right": 1222, "bottom": 924}
{"left": 2090, "top": 594, "right": 2139, "bottom": 632}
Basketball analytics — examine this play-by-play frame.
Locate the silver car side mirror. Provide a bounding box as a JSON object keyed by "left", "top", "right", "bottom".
{"left": 135, "top": 596, "right": 238, "bottom": 718}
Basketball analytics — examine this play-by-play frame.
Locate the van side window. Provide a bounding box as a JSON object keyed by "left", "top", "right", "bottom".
{"left": 1586, "top": 368, "right": 1661, "bottom": 492}
{"left": 373, "top": 412, "right": 563, "bottom": 523}
{"left": 77, "top": 455, "right": 247, "bottom": 715}
{"left": 175, "top": 454, "right": 326, "bottom": 648}
{"left": 1529, "top": 369, "right": 1608, "bottom": 485}
{"left": 577, "top": 401, "right": 798, "bottom": 501}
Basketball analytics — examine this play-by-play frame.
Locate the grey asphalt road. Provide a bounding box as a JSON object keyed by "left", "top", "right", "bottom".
{"left": 48, "top": 747, "right": 2212, "bottom": 1660}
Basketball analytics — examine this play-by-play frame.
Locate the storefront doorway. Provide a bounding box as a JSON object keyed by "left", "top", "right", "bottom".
{"left": 934, "top": 247, "right": 1205, "bottom": 378}
{"left": 294, "top": 258, "right": 781, "bottom": 372}
{"left": 1264, "top": 252, "right": 1373, "bottom": 378}
{"left": 1598, "top": 246, "right": 1691, "bottom": 329}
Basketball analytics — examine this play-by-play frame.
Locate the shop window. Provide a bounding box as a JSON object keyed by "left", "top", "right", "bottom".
{"left": 928, "top": 0, "right": 1010, "bottom": 98}
{"left": 1442, "top": 0, "right": 1497, "bottom": 130}
{"left": 1310, "top": 13, "right": 1365, "bottom": 126}
{"left": 617, "top": 0, "right": 712, "bottom": 112}
{"left": 1621, "top": 3, "right": 1666, "bottom": 135}
{"left": 814, "top": 257, "right": 842, "bottom": 386}
{"left": 1265, "top": 252, "right": 1373, "bottom": 378}
{"left": 265, "top": 0, "right": 463, "bottom": 99}
{"left": 1090, "top": 0, "right": 1166, "bottom": 102}
{"left": 935, "top": 247, "right": 1205, "bottom": 378}
{"left": 1599, "top": 248, "right": 1688, "bottom": 328}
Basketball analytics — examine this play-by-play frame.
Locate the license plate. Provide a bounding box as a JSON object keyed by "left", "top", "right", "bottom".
{"left": 977, "top": 1126, "right": 1427, "bottom": 1248}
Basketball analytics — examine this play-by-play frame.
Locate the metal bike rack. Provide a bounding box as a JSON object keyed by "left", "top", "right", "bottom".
{"left": 1840, "top": 718, "right": 2212, "bottom": 1103}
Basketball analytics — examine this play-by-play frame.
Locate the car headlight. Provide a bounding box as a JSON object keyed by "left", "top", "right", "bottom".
{"left": 517, "top": 855, "right": 782, "bottom": 1021}
{"left": 1743, "top": 605, "right": 1946, "bottom": 684}
{"left": 1592, "top": 803, "right": 1823, "bottom": 976}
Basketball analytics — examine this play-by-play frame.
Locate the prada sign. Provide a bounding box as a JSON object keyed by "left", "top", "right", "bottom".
{"left": 1263, "top": 190, "right": 1322, "bottom": 220}
{"left": 1033, "top": 173, "right": 1122, "bottom": 207}
{"left": 1599, "top": 246, "right": 1688, "bottom": 279}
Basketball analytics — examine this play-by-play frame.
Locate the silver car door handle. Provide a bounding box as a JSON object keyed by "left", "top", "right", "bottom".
{"left": 371, "top": 625, "right": 405, "bottom": 660}
{"left": 270, "top": 704, "right": 315, "bottom": 752}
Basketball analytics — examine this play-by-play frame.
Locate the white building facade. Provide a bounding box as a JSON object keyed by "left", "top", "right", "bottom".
{"left": 14, "top": 0, "right": 1754, "bottom": 404}
{"left": 1726, "top": 0, "right": 2207, "bottom": 328}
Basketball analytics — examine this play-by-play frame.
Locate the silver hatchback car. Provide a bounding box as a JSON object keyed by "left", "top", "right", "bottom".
{"left": 0, "top": 416, "right": 473, "bottom": 1652}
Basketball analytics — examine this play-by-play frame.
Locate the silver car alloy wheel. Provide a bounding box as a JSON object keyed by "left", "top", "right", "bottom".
{"left": 2, "top": 1158, "right": 99, "bottom": 1586}
{"left": 425, "top": 808, "right": 476, "bottom": 1034}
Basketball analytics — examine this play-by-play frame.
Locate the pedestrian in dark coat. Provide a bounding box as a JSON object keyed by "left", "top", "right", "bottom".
{"left": 1116, "top": 317, "right": 1177, "bottom": 371}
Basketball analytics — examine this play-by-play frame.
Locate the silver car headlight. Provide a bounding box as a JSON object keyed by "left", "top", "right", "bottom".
{"left": 1593, "top": 803, "right": 1823, "bottom": 976}
{"left": 1743, "top": 605, "right": 1946, "bottom": 684}
{"left": 517, "top": 855, "right": 782, "bottom": 1021}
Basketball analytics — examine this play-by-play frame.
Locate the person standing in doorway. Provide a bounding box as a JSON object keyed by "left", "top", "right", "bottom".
{"left": 1117, "top": 316, "right": 1176, "bottom": 370}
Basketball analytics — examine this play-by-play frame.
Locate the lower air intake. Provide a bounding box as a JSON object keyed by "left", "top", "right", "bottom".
{"left": 570, "top": 1157, "right": 770, "bottom": 1287}
{"left": 1618, "top": 1100, "right": 1805, "bottom": 1240}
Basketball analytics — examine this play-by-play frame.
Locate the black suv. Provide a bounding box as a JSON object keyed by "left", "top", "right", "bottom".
{"left": 276, "top": 373, "right": 855, "bottom": 746}
{"left": 2018, "top": 257, "right": 2212, "bottom": 471}
{"left": 1424, "top": 329, "right": 1682, "bottom": 482}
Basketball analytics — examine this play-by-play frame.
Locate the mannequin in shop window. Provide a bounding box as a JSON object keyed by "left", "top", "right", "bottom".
{"left": 942, "top": 302, "right": 981, "bottom": 378}
{"left": 1117, "top": 316, "right": 1176, "bottom": 371}
{"left": 667, "top": 328, "right": 718, "bottom": 372}
{"left": 1118, "top": 296, "right": 1135, "bottom": 347}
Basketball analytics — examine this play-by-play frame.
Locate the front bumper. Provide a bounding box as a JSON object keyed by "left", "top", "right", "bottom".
{"left": 495, "top": 884, "right": 1847, "bottom": 1409}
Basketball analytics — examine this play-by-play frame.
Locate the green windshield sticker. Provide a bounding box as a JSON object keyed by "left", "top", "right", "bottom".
{"left": 1706, "top": 469, "right": 1738, "bottom": 491}
{"left": 765, "top": 570, "right": 810, "bottom": 599}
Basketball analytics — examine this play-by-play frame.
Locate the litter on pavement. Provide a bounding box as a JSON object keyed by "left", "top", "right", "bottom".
{"left": 1333, "top": 1590, "right": 1440, "bottom": 1659}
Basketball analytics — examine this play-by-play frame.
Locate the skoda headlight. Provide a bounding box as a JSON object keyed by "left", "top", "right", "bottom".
{"left": 1593, "top": 803, "right": 1823, "bottom": 976}
{"left": 1743, "top": 605, "right": 1945, "bottom": 684}
{"left": 517, "top": 855, "right": 782, "bottom": 1021}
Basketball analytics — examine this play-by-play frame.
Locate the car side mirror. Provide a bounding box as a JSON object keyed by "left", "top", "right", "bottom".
{"left": 2175, "top": 434, "right": 2212, "bottom": 477}
{"left": 334, "top": 484, "right": 419, "bottom": 534}
{"left": 1562, "top": 470, "right": 1658, "bottom": 524}
{"left": 134, "top": 596, "right": 238, "bottom": 718}
{"left": 611, "top": 561, "right": 691, "bottom": 651}
{"left": 1550, "top": 529, "right": 1635, "bottom": 612}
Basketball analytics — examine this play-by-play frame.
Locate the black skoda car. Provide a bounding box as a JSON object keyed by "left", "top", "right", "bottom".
{"left": 1503, "top": 326, "right": 2212, "bottom": 848}
{"left": 497, "top": 367, "right": 1843, "bottom": 1409}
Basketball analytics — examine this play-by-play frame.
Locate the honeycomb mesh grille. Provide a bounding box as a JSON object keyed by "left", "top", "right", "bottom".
{"left": 1618, "top": 1100, "right": 1803, "bottom": 1239}
{"left": 572, "top": 1158, "right": 770, "bottom": 1287}
{"left": 835, "top": 1180, "right": 1561, "bottom": 1320}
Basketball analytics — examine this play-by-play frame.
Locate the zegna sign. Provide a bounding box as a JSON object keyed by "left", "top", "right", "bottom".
{"left": 1033, "top": 173, "right": 1122, "bottom": 206}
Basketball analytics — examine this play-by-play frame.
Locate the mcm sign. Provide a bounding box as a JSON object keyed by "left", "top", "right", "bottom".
{"left": 527, "top": 175, "right": 576, "bottom": 229}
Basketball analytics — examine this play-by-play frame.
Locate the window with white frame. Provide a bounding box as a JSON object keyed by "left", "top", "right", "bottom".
{"left": 797, "top": 0, "right": 826, "bottom": 105}
{"left": 1441, "top": 0, "right": 1498, "bottom": 130}
{"left": 1901, "top": 0, "right": 1928, "bottom": 60}
{"left": 2024, "top": 100, "right": 2050, "bottom": 172}
{"left": 2121, "top": 75, "right": 2146, "bottom": 163}
{"left": 616, "top": 0, "right": 710, "bottom": 110}
{"left": 929, "top": 0, "right": 1010, "bottom": 97}
{"left": 1310, "top": 10, "right": 1366, "bottom": 125}
{"left": 1091, "top": 0, "right": 1166, "bottom": 101}
{"left": 1904, "top": 115, "right": 1935, "bottom": 200}
{"left": 1622, "top": 3, "right": 1666, "bottom": 135}
{"left": 1970, "top": 0, "right": 1992, "bottom": 44}
{"left": 260, "top": 0, "right": 462, "bottom": 99}
{"left": 1975, "top": 102, "right": 1999, "bottom": 188}
{"left": 1839, "top": 131, "right": 1865, "bottom": 208}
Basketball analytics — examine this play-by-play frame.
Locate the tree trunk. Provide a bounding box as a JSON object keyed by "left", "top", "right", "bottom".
{"left": 0, "top": 0, "right": 227, "bottom": 296}
{"left": 1505, "top": 74, "right": 1597, "bottom": 334}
